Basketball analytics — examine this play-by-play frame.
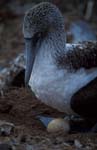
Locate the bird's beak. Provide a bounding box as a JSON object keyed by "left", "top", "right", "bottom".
{"left": 25, "top": 38, "right": 36, "bottom": 86}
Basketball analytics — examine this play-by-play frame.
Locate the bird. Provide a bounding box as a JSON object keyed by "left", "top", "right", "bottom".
{"left": 23, "top": 2, "right": 97, "bottom": 130}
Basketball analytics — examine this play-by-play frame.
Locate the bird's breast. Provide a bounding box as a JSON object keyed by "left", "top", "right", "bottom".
{"left": 29, "top": 66, "right": 75, "bottom": 114}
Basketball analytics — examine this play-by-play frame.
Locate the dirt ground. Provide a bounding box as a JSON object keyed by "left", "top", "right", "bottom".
{"left": 0, "top": 88, "right": 97, "bottom": 150}
{"left": 0, "top": 1, "right": 97, "bottom": 150}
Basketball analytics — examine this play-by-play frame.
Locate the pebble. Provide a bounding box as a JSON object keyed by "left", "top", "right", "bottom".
{"left": 74, "top": 139, "right": 83, "bottom": 148}
{"left": 0, "top": 121, "right": 14, "bottom": 136}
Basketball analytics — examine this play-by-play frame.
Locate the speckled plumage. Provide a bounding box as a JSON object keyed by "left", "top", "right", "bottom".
{"left": 23, "top": 2, "right": 65, "bottom": 39}
{"left": 56, "top": 42, "right": 97, "bottom": 70}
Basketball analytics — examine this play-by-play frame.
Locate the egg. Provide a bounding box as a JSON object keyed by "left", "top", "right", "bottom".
{"left": 47, "top": 118, "right": 70, "bottom": 133}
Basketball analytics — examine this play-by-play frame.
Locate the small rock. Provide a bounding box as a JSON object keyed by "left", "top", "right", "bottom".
{"left": 63, "top": 142, "right": 71, "bottom": 147}
{"left": 47, "top": 118, "right": 70, "bottom": 133}
{"left": 74, "top": 139, "right": 83, "bottom": 148}
{"left": 0, "top": 121, "right": 14, "bottom": 136}
{"left": 0, "top": 53, "right": 25, "bottom": 91}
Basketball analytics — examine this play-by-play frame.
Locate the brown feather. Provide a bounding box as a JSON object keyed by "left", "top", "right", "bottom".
{"left": 56, "top": 41, "right": 97, "bottom": 71}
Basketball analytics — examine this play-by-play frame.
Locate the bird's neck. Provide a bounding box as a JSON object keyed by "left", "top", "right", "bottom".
{"left": 33, "top": 28, "right": 66, "bottom": 70}
{"left": 43, "top": 28, "right": 66, "bottom": 59}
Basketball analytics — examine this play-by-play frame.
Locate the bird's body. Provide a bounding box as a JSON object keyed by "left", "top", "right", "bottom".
{"left": 29, "top": 42, "right": 97, "bottom": 114}
{"left": 23, "top": 2, "right": 97, "bottom": 125}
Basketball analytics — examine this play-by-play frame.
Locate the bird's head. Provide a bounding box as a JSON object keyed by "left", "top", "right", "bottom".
{"left": 23, "top": 2, "right": 64, "bottom": 86}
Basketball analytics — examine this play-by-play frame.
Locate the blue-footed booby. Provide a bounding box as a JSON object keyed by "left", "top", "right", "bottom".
{"left": 23, "top": 2, "right": 97, "bottom": 128}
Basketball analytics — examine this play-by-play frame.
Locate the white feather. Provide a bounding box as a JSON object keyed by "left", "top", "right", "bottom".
{"left": 29, "top": 43, "right": 97, "bottom": 114}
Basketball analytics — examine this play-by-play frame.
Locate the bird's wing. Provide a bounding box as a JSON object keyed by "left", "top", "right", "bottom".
{"left": 71, "top": 76, "right": 97, "bottom": 121}
{"left": 56, "top": 42, "right": 97, "bottom": 71}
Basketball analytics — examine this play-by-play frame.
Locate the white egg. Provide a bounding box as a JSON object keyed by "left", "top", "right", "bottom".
{"left": 47, "top": 118, "right": 70, "bottom": 133}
